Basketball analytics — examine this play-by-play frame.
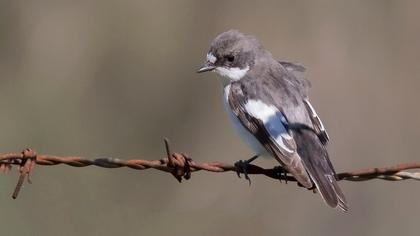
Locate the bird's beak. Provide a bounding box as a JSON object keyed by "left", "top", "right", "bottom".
{"left": 197, "top": 62, "right": 216, "bottom": 73}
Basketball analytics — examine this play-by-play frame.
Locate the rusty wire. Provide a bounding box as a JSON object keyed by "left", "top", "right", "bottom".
{"left": 1, "top": 139, "right": 419, "bottom": 199}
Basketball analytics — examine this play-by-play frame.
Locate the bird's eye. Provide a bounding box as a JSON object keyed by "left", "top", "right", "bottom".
{"left": 226, "top": 55, "right": 235, "bottom": 62}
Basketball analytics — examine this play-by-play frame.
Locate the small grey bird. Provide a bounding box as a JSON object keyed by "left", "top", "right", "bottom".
{"left": 197, "top": 30, "right": 348, "bottom": 211}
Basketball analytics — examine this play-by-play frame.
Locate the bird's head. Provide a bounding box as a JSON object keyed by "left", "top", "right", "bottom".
{"left": 197, "top": 30, "right": 262, "bottom": 81}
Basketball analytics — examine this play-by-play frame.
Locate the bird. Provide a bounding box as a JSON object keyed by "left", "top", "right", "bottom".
{"left": 197, "top": 30, "right": 348, "bottom": 211}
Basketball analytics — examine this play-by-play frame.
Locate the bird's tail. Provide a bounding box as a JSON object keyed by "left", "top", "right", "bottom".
{"left": 293, "top": 129, "right": 348, "bottom": 211}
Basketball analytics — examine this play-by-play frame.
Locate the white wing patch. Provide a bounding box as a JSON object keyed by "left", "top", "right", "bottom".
{"left": 244, "top": 100, "right": 276, "bottom": 122}
{"left": 244, "top": 100, "right": 294, "bottom": 154}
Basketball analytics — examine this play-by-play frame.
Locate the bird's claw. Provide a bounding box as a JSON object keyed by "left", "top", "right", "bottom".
{"left": 234, "top": 155, "right": 259, "bottom": 185}
{"left": 273, "top": 165, "right": 288, "bottom": 184}
{"left": 234, "top": 159, "right": 252, "bottom": 185}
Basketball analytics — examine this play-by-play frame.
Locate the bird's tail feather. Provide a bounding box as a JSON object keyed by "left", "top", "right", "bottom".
{"left": 294, "top": 129, "right": 348, "bottom": 211}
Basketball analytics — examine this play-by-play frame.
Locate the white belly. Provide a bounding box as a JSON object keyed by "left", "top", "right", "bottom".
{"left": 223, "top": 84, "right": 267, "bottom": 155}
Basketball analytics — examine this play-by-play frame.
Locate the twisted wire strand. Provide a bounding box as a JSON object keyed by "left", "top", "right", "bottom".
{"left": 1, "top": 139, "right": 419, "bottom": 199}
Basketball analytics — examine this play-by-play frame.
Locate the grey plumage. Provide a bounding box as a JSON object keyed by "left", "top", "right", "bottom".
{"left": 198, "top": 30, "right": 348, "bottom": 211}
{"left": 278, "top": 61, "right": 311, "bottom": 99}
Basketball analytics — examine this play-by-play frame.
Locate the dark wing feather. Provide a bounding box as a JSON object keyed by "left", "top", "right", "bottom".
{"left": 293, "top": 129, "right": 348, "bottom": 211}
{"left": 228, "top": 83, "right": 313, "bottom": 188}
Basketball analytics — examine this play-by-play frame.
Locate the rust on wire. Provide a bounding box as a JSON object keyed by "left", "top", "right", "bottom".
{"left": 11, "top": 149, "right": 37, "bottom": 199}
{"left": 0, "top": 139, "right": 420, "bottom": 199}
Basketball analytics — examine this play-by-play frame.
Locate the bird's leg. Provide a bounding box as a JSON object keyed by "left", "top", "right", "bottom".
{"left": 234, "top": 155, "right": 259, "bottom": 185}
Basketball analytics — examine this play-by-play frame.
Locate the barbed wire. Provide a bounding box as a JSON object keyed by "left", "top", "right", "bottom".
{"left": 1, "top": 139, "right": 419, "bottom": 199}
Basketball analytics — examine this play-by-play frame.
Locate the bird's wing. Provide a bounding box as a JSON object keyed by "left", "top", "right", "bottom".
{"left": 267, "top": 73, "right": 347, "bottom": 210}
{"left": 227, "top": 83, "right": 313, "bottom": 188}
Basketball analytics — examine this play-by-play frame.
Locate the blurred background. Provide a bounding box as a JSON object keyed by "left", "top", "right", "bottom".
{"left": 1, "top": 0, "right": 419, "bottom": 235}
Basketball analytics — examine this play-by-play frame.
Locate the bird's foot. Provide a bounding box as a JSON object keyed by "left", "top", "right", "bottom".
{"left": 234, "top": 155, "right": 259, "bottom": 185}
{"left": 273, "top": 165, "right": 288, "bottom": 184}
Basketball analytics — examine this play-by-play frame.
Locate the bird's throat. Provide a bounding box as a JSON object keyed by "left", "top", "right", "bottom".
{"left": 215, "top": 65, "right": 249, "bottom": 82}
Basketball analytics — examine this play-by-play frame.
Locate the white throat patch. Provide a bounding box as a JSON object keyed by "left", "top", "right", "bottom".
{"left": 215, "top": 65, "right": 249, "bottom": 81}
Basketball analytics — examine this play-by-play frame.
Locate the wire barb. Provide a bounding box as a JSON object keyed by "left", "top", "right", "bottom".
{"left": 12, "top": 148, "right": 37, "bottom": 199}
{"left": 0, "top": 140, "right": 419, "bottom": 199}
{"left": 164, "top": 138, "right": 192, "bottom": 182}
